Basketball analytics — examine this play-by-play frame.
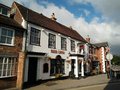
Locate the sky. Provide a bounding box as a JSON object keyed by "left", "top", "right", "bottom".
{"left": 0, "top": 0, "right": 120, "bottom": 55}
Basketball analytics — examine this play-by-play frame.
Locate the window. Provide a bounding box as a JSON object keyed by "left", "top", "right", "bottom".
{"left": 0, "top": 57, "right": 18, "bottom": 78}
{"left": 71, "top": 40, "right": 75, "bottom": 52}
{"left": 50, "top": 59, "right": 65, "bottom": 76}
{"left": 0, "top": 27, "right": 14, "bottom": 45}
{"left": 61, "top": 37, "right": 67, "bottom": 50}
{"left": 30, "top": 27, "right": 41, "bottom": 46}
{"left": 43, "top": 63, "right": 49, "bottom": 73}
{"left": 0, "top": 7, "right": 8, "bottom": 15}
{"left": 48, "top": 33, "right": 56, "bottom": 49}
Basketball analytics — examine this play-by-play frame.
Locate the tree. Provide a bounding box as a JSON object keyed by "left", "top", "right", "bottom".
{"left": 111, "top": 55, "right": 120, "bottom": 65}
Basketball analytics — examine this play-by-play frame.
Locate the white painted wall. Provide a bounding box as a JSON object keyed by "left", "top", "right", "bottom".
{"left": 22, "top": 22, "right": 85, "bottom": 81}
{"left": 101, "top": 47, "right": 106, "bottom": 73}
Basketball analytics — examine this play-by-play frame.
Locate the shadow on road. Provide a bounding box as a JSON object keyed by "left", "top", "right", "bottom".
{"left": 104, "top": 78, "right": 120, "bottom": 90}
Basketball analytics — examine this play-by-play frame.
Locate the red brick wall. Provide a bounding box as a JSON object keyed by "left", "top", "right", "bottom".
{"left": 0, "top": 27, "right": 24, "bottom": 54}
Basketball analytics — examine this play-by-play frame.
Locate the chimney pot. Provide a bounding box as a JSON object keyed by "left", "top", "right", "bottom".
{"left": 51, "top": 13, "right": 57, "bottom": 21}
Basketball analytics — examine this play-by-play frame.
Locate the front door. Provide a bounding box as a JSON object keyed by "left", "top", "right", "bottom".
{"left": 28, "top": 57, "right": 38, "bottom": 85}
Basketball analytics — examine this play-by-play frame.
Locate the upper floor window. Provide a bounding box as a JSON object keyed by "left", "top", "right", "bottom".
{"left": 0, "top": 27, "right": 14, "bottom": 45}
{"left": 0, "top": 7, "right": 8, "bottom": 16}
{"left": 48, "top": 33, "right": 56, "bottom": 49}
{"left": 61, "top": 37, "right": 67, "bottom": 50}
{"left": 30, "top": 27, "right": 41, "bottom": 46}
{"left": 71, "top": 40, "right": 75, "bottom": 52}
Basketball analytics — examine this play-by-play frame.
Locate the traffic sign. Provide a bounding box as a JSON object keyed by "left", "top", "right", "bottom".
{"left": 106, "top": 53, "right": 113, "bottom": 61}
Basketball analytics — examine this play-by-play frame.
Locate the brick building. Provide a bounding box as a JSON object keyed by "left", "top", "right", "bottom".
{"left": 0, "top": 13, "right": 25, "bottom": 89}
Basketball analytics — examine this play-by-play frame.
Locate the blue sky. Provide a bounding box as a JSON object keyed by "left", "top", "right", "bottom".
{"left": 0, "top": 0, "right": 120, "bottom": 55}
{"left": 37, "top": 0, "right": 102, "bottom": 23}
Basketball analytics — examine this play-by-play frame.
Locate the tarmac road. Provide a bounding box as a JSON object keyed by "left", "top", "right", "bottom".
{"left": 24, "top": 74, "right": 120, "bottom": 90}
{"left": 66, "top": 82, "right": 120, "bottom": 90}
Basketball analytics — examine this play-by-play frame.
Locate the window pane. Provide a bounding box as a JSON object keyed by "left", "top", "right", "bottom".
{"left": 0, "top": 70, "right": 1, "bottom": 76}
{"left": 0, "top": 7, "right": 2, "bottom": 13}
{"left": 0, "top": 36, "right": 6, "bottom": 43}
{"left": 2, "top": 8, "right": 7, "bottom": 15}
{"left": 7, "top": 70, "right": 10, "bottom": 76}
{"left": 6, "top": 37, "right": 12, "bottom": 44}
{"left": 1, "top": 29, "right": 7, "bottom": 35}
{"left": 8, "top": 30, "right": 13, "bottom": 37}
{"left": 3, "top": 70, "right": 6, "bottom": 76}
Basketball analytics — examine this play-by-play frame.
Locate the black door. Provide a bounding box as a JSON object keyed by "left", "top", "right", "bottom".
{"left": 71, "top": 59, "right": 75, "bottom": 73}
{"left": 28, "top": 57, "right": 38, "bottom": 85}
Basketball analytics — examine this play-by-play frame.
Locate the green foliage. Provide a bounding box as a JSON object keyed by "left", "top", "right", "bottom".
{"left": 111, "top": 55, "right": 120, "bottom": 65}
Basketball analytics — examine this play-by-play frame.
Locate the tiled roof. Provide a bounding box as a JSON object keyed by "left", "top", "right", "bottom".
{"left": 0, "top": 14, "right": 23, "bottom": 29}
{"left": 14, "top": 2, "right": 86, "bottom": 42}
{"left": 94, "top": 42, "right": 108, "bottom": 47}
{"left": 111, "top": 65, "right": 120, "bottom": 71}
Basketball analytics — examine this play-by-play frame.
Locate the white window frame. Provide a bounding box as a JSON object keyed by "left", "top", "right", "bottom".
{"left": 61, "top": 37, "right": 67, "bottom": 50}
{"left": 0, "top": 7, "right": 8, "bottom": 16}
{"left": 0, "top": 57, "right": 17, "bottom": 78}
{"left": 0, "top": 27, "right": 15, "bottom": 46}
{"left": 71, "top": 40, "right": 75, "bottom": 52}
{"left": 30, "top": 27, "right": 41, "bottom": 46}
{"left": 48, "top": 33, "right": 56, "bottom": 49}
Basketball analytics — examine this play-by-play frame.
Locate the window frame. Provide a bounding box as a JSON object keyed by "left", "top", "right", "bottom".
{"left": 0, "top": 7, "right": 8, "bottom": 16}
{"left": 71, "top": 40, "right": 75, "bottom": 52}
{"left": 30, "top": 27, "right": 41, "bottom": 46}
{"left": 0, "top": 27, "right": 15, "bottom": 46}
{"left": 48, "top": 33, "right": 56, "bottom": 49}
{"left": 0, "top": 57, "right": 18, "bottom": 78}
{"left": 61, "top": 37, "right": 67, "bottom": 50}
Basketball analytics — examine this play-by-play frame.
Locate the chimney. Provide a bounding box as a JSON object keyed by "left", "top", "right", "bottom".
{"left": 69, "top": 26, "right": 73, "bottom": 29}
{"left": 86, "top": 35, "right": 90, "bottom": 43}
{"left": 51, "top": 13, "right": 57, "bottom": 21}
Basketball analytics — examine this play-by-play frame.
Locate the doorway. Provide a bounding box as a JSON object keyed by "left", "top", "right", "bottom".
{"left": 28, "top": 57, "right": 38, "bottom": 85}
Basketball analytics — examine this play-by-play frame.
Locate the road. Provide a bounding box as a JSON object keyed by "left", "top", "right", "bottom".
{"left": 24, "top": 74, "right": 120, "bottom": 90}
{"left": 67, "top": 82, "right": 120, "bottom": 90}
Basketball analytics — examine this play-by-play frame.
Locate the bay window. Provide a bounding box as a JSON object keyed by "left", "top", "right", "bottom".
{"left": 0, "top": 57, "right": 17, "bottom": 78}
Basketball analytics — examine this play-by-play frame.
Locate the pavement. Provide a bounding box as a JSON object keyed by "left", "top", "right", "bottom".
{"left": 23, "top": 74, "right": 120, "bottom": 90}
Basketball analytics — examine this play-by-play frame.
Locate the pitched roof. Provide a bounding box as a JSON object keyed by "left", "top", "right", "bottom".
{"left": 14, "top": 2, "right": 86, "bottom": 42}
{"left": 94, "top": 42, "right": 108, "bottom": 47}
{"left": 0, "top": 14, "right": 24, "bottom": 29}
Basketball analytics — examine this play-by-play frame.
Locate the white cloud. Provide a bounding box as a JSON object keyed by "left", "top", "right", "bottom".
{"left": 0, "top": 0, "right": 120, "bottom": 54}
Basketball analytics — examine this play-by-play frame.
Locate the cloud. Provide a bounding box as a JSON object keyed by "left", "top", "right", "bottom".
{"left": 0, "top": 0, "right": 120, "bottom": 55}
{"left": 70, "top": 0, "right": 120, "bottom": 23}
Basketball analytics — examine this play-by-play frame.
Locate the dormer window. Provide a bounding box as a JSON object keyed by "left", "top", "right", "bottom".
{"left": 0, "top": 7, "right": 8, "bottom": 16}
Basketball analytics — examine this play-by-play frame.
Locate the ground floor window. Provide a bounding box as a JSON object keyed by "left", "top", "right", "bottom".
{"left": 50, "top": 59, "right": 65, "bottom": 76}
{"left": 0, "top": 57, "right": 18, "bottom": 78}
{"left": 43, "top": 63, "right": 49, "bottom": 73}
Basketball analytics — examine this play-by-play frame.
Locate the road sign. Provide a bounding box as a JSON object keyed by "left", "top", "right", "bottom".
{"left": 106, "top": 53, "right": 113, "bottom": 61}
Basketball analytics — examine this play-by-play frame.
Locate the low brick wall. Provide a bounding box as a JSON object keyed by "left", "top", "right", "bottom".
{"left": 0, "top": 77, "right": 16, "bottom": 90}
